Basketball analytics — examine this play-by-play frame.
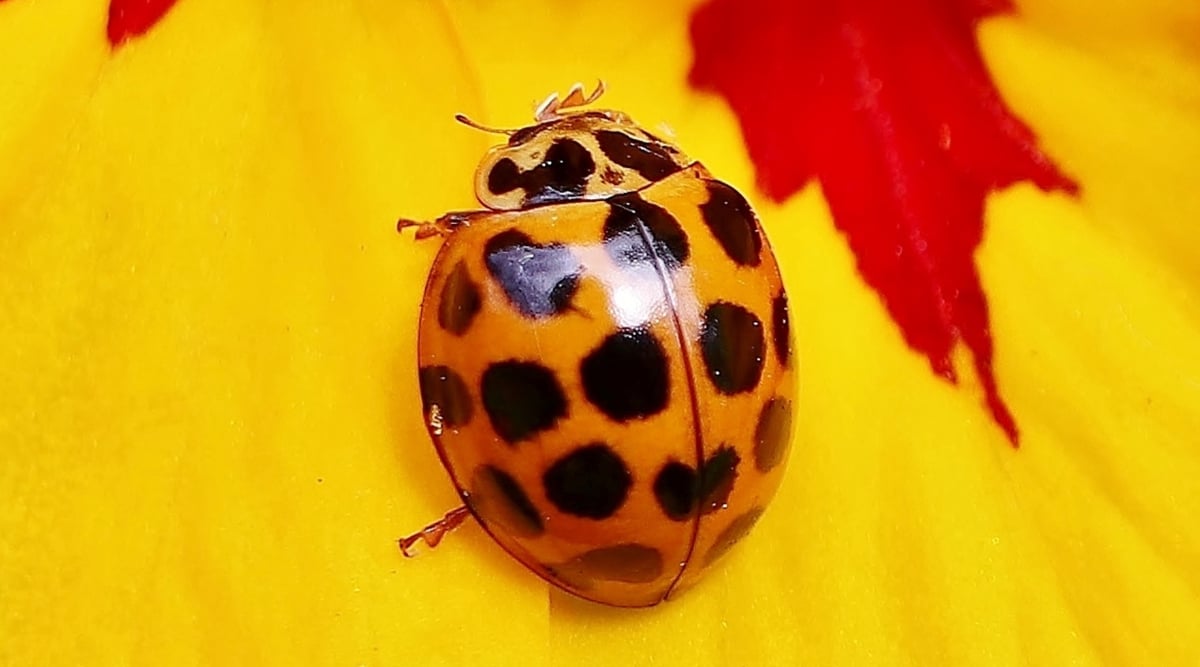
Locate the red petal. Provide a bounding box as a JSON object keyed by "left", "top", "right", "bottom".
{"left": 689, "top": 0, "right": 1079, "bottom": 445}
{"left": 107, "top": 0, "right": 178, "bottom": 47}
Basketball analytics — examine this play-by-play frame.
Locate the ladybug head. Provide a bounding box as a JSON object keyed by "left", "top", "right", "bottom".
{"left": 470, "top": 109, "right": 691, "bottom": 211}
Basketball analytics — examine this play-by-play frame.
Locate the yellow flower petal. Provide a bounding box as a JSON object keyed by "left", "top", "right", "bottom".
{"left": 983, "top": 14, "right": 1200, "bottom": 662}
{"left": 2, "top": 0, "right": 1198, "bottom": 664}
{"left": 0, "top": 2, "right": 530, "bottom": 663}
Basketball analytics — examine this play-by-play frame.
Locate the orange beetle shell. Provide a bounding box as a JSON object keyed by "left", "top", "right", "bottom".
{"left": 415, "top": 113, "right": 794, "bottom": 607}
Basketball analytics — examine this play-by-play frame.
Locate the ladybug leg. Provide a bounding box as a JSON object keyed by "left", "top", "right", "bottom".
{"left": 398, "top": 504, "right": 471, "bottom": 557}
{"left": 396, "top": 211, "right": 479, "bottom": 240}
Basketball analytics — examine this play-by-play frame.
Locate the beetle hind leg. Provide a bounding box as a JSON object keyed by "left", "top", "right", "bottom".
{"left": 398, "top": 505, "right": 472, "bottom": 557}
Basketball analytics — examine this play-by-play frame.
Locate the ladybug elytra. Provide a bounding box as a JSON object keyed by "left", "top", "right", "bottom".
{"left": 399, "top": 83, "right": 795, "bottom": 607}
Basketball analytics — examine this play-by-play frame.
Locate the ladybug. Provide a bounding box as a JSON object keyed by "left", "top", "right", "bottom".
{"left": 399, "top": 83, "right": 794, "bottom": 607}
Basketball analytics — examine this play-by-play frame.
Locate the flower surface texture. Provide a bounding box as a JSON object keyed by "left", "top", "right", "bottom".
{"left": 1, "top": 0, "right": 1197, "bottom": 664}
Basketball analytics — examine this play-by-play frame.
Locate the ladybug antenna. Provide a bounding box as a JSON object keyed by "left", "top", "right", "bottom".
{"left": 535, "top": 80, "right": 606, "bottom": 122}
{"left": 454, "top": 113, "right": 516, "bottom": 136}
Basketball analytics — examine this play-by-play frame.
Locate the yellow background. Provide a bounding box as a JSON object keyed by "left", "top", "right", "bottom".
{"left": 1, "top": 0, "right": 1198, "bottom": 664}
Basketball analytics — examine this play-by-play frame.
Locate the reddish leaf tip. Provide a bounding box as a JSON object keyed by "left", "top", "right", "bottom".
{"left": 689, "top": 0, "right": 1076, "bottom": 445}
{"left": 988, "top": 387, "right": 1020, "bottom": 446}
{"left": 107, "top": 0, "right": 178, "bottom": 47}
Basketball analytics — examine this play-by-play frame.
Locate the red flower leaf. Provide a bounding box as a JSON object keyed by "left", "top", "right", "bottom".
{"left": 689, "top": 0, "right": 1079, "bottom": 444}
{"left": 107, "top": 0, "right": 178, "bottom": 47}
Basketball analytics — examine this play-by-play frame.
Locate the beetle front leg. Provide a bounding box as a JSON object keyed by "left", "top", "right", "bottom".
{"left": 396, "top": 211, "right": 481, "bottom": 240}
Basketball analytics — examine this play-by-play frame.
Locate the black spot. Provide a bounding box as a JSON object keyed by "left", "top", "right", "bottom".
{"left": 487, "top": 158, "right": 522, "bottom": 195}
{"left": 653, "top": 446, "right": 741, "bottom": 521}
{"left": 543, "top": 443, "right": 631, "bottom": 519}
{"left": 703, "top": 508, "right": 764, "bottom": 566}
{"left": 481, "top": 360, "right": 567, "bottom": 444}
{"left": 772, "top": 293, "right": 791, "bottom": 367}
{"left": 652, "top": 461, "right": 695, "bottom": 521}
{"left": 418, "top": 365, "right": 472, "bottom": 429}
{"left": 522, "top": 138, "right": 597, "bottom": 205}
{"left": 754, "top": 397, "right": 793, "bottom": 472}
{"left": 600, "top": 166, "right": 625, "bottom": 186}
{"left": 595, "top": 130, "right": 682, "bottom": 182}
{"left": 699, "top": 181, "right": 762, "bottom": 267}
{"left": 603, "top": 194, "right": 689, "bottom": 271}
{"left": 484, "top": 229, "right": 582, "bottom": 318}
{"left": 553, "top": 544, "right": 665, "bottom": 587}
{"left": 698, "top": 446, "right": 741, "bottom": 513}
{"left": 580, "top": 327, "right": 670, "bottom": 422}
{"left": 437, "top": 260, "right": 482, "bottom": 336}
{"left": 699, "top": 302, "right": 765, "bottom": 395}
{"left": 470, "top": 465, "right": 544, "bottom": 538}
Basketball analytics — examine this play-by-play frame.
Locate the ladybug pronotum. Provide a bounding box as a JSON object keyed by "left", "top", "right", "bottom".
{"left": 401, "top": 83, "right": 794, "bottom": 607}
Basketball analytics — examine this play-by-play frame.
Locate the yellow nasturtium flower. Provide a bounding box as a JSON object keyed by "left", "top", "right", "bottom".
{"left": 1, "top": 0, "right": 1197, "bottom": 665}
